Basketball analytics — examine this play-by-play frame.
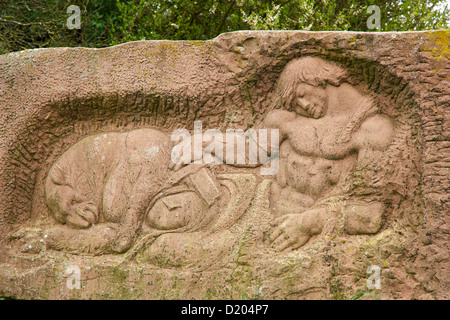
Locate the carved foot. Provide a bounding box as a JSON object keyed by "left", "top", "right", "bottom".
{"left": 65, "top": 201, "right": 98, "bottom": 228}
{"left": 111, "top": 232, "right": 134, "bottom": 253}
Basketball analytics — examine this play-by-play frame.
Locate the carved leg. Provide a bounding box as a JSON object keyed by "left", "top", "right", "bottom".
{"left": 343, "top": 202, "right": 384, "bottom": 235}
{"left": 110, "top": 208, "right": 142, "bottom": 253}
{"left": 109, "top": 155, "right": 170, "bottom": 253}
{"left": 106, "top": 129, "right": 172, "bottom": 253}
{"left": 10, "top": 224, "right": 117, "bottom": 255}
{"left": 137, "top": 230, "right": 235, "bottom": 269}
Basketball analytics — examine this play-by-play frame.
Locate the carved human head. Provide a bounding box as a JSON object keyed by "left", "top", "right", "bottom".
{"left": 272, "top": 56, "right": 348, "bottom": 118}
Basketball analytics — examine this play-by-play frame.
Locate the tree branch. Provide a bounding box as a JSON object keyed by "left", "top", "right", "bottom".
{"left": 0, "top": 17, "right": 48, "bottom": 26}
{"left": 216, "top": 0, "right": 236, "bottom": 36}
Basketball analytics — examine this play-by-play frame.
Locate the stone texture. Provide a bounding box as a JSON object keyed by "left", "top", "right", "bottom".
{"left": 0, "top": 30, "right": 449, "bottom": 300}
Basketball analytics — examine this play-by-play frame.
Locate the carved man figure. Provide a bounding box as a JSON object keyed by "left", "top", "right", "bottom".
{"left": 265, "top": 57, "right": 396, "bottom": 250}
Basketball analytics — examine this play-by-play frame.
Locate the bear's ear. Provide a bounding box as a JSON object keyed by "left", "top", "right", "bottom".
{"left": 51, "top": 165, "right": 68, "bottom": 186}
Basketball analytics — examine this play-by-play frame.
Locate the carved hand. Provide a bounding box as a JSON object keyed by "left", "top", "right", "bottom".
{"left": 269, "top": 214, "right": 311, "bottom": 251}
{"left": 269, "top": 208, "right": 327, "bottom": 251}
{"left": 168, "top": 133, "right": 206, "bottom": 171}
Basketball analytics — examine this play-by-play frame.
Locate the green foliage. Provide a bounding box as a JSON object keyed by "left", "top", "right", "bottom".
{"left": 350, "top": 291, "right": 367, "bottom": 300}
{"left": 1, "top": 0, "right": 449, "bottom": 54}
{"left": 110, "top": 0, "right": 450, "bottom": 45}
{"left": 0, "top": 0, "right": 118, "bottom": 54}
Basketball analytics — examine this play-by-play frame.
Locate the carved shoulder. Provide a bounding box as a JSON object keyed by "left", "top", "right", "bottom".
{"left": 353, "top": 114, "right": 395, "bottom": 152}
{"left": 263, "top": 109, "right": 297, "bottom": 129}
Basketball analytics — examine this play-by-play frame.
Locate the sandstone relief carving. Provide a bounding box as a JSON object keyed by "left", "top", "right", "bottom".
{"left": 13, "top": 57, "right": 402, "bottom": 266}
{"left": 2, "top": 31, "right": 446, "bottom": 300}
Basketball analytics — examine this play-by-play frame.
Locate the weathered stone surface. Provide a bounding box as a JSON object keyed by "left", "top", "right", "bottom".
{"left": 0, "top": 30, "right": 448, "bottom": 300}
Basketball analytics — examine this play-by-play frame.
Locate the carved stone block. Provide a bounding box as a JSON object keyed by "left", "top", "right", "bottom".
{"left": 0, "top": 31, "right": 448, "bottom": 300}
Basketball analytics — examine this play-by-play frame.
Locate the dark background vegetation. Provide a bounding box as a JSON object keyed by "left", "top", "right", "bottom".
{"left": 0, "top": 0, "right": 449, "bottom": 54}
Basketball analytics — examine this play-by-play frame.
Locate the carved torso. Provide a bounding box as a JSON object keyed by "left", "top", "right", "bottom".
{"left": 276, "top": 113, "right": 358, "bottom": 201}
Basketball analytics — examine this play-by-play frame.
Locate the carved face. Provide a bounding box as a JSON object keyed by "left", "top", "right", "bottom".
{"left": 293, "top": 82, "right": 328, "bottom": 119}
{"left": 146, "top": 191, "right": 207, "bottom": 230}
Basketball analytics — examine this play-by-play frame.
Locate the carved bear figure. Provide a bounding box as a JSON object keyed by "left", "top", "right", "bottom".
{"left": 45, "top": 128, "right": 172, "bottom": 253}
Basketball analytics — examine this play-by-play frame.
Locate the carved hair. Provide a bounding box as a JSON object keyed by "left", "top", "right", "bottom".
{"left": 270, "top": 56, "right": 349, "bottom": 110}
{"left": 268, "top": 56, "right": 380, "bottom": 143}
